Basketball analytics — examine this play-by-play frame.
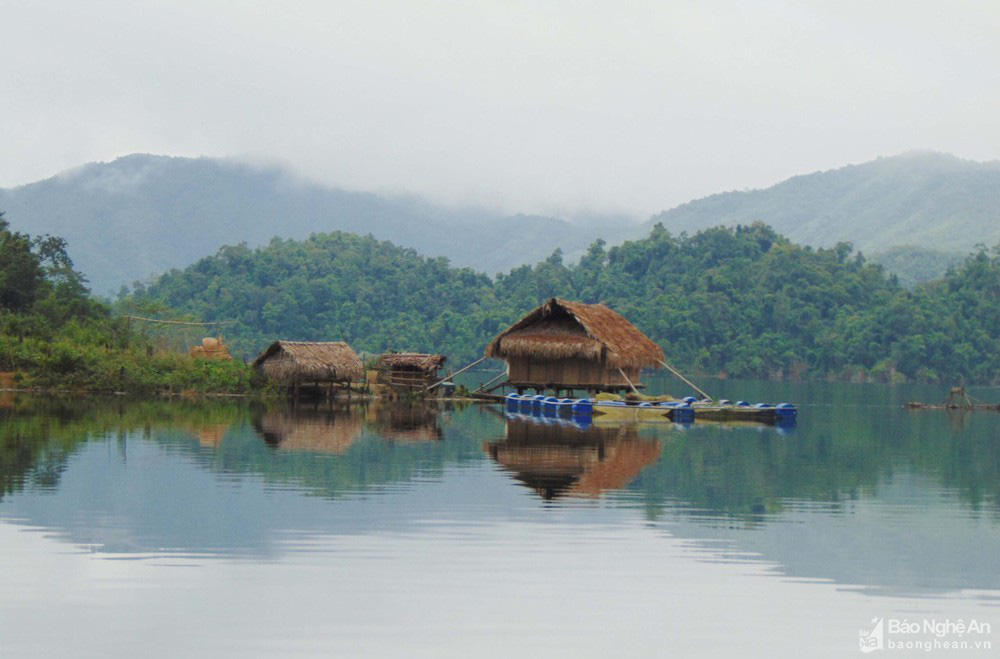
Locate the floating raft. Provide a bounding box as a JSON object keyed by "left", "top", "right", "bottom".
{"left": 503, "top": 394, "right": 796, "bottom": 426}
{"left": 905, "top": 401, "right": 1000, "bottom": 411}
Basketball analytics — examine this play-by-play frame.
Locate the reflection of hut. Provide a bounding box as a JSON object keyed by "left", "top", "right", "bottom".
{"left": 190, "top": 336, "right": 232, "bottom": 360}
{"left": 375, "top": 353, "right": 446, "bottom": 392}
{"left": 486, "top": 298, "right": 664, "bottom": 395}
{"left": 367, "top": 401, "right": 443, "bottom": 441}
{"left": 195, "top": 424, "right": 230, "bottom": 447}
{"left": 252, "top": 341, "right": 363, "bottom": 396}
{"left": 252, "top": 408, "right": 364, "bottom": 454}
{"left": 485, "top": 417, "right": 661, "bottom": 499}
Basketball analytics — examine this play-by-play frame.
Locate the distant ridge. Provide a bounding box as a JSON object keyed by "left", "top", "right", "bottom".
{"left": 0, "top": 154, "right": 620, "bottom": 294}
{"left": 3, "top": 151, "right": 998, "bottom": 294}
{"left": 641, "top": 151, "right": 1000, "bottom": 257}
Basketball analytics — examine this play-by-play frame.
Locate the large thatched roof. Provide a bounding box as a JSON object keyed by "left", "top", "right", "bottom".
{"left": 375, "top": 352, "right": 446, "bottom": 372}
{"left": 252, "top": 341, "right": 363, "bottom": 384}
{"left": 485, "top": 298, "right": 664, "bottom": 369}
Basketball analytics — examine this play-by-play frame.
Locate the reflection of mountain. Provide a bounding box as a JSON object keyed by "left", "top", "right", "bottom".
{"left": 1, "top": 395, "right": 999, "bottom": 598}
{"left": 366, "top": 402, "right": 443, "bottom": 442}
{"left": 252, "top": 407, "right": 364, "bottom": 454}
{"left": 485, "top": 417, "right": 662, "bottom": 499}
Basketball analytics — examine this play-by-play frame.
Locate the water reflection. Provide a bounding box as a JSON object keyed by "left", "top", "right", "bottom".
{"left": 366, "top": 401, "right": 443, "bottom": 442}
{"left": 252, "top": 405, "right": 364, "bottom": 453}
{"left": 0, "top": 392, "right": 999, "bottom": 599}
{"left": 485, "top": 415, "right": 661, "bottom": 499}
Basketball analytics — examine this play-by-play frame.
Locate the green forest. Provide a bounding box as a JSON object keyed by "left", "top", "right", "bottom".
{"left": 5, "top": 204, "right": 1000, "bottom": 390}
{"left": 130, "top": 222, "right": 1000, "bottom": 385}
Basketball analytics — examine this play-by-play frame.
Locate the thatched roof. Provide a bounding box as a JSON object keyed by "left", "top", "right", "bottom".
{"left": 485, "top": 298, "right": 664, "bottom": 369}
{"left": 376, "top": 352, "right": 446, "bottom": 372}
{"left": 252, "top": 341, "right": 363, "bottom": 384}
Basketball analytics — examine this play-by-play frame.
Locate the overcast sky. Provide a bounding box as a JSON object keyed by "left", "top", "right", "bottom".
{"left": 3, "top": 0, "right": 999, "bottom": 218}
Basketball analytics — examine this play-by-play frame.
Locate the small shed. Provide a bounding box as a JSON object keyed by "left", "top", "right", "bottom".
{"left": 485, "top": 298, "right": 664, "bottom": 394}
{"left": 375, "top": 352, "right": 446, "bottom": 391}
{"left": 252, "top": 341, "right": 363, "bottom": 396}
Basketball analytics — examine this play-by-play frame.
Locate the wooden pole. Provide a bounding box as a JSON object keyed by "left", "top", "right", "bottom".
{"left": 657, "top": 359, "right": 712, "bottom": 401}
{"left": 426, "top": 356, "right": 486, "bottom": 391}
{"left": 617, "top": 367, "right": 641, "bottom": 395}
{"left": 122, "top": 315, "right": 238, "bottom": 326}
{"left": 476, "top": 370, "right": 508, "bottom": 392}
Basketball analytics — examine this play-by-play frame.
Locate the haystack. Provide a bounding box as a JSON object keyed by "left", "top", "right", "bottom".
{"left": 485, "top": 298, "right": 664, "bottom": 392}
{"left": 252, "top": 341, "right": 363, "bottom": 386}
{"left": 190, "top": 336, "right": 233, "bottom": 361}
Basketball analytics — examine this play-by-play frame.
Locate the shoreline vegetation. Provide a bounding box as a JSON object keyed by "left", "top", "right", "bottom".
{"left": 4, "top": 209, "right": 1000, "bottom": 394}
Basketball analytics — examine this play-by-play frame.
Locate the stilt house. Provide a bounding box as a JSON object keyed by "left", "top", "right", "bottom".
{"left": 485, "top": 298, "right": 664, "bottom": 394}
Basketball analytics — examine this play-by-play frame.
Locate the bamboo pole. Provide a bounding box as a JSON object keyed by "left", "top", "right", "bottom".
{"left": 617, "top": 367, "right": 641, "bottom": 395}
{"left": 426, "top": 356, "right": 486, "bottom": 391}
{"left": 476, "top": 369, "right": 508, "bottom": 392}
{"left": 657, "top": 359, "right": 712, "bottom": 401}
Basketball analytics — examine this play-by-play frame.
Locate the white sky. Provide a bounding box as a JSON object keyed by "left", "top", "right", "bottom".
{"left": 3, "top": 0, "right": 999, "bottom": 218}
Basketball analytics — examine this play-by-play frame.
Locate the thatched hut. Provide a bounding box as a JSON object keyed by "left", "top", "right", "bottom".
{"left": 485, "top": 298, "right": 664, "bottom": 394}
{"left": 252, "top": 341, "right": 363, "bottom": 395}
{"left": 375, "top": 352, "right": 446, "bottom": 391}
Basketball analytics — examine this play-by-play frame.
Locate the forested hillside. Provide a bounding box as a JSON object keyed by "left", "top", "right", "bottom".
{"left": 642, "top": 151, "right": 1000, "bottom": 258}
{"left": 133, "top": 223, "right": 1000, "bottom": 384}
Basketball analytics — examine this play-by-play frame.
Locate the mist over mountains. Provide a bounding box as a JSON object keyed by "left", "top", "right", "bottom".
{"left": 643, "top": 151, "right": 1000, "bottom": 257}
{"left": 2, "top": 150, "right": 998, "bottom": 295}
{"left": 0, "top": 155, "right": 622, "bottom": 295}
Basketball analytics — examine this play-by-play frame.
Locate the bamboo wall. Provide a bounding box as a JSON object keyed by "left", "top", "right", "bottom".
{"left": 507, "top": 357, "right": 640, "bottom": 389}
{"left": 384, "top": 368, "right": 438, "bottom": 391}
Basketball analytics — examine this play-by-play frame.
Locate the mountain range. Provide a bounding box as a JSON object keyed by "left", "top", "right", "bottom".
{"left": 0, "top": 154, "right": 619, "bottom": 295}
{"left": 643, "top": 151, "right": 1000, "bottom": 256}
{"left": 2, "top": 150, "right": 997, "bottom": 294}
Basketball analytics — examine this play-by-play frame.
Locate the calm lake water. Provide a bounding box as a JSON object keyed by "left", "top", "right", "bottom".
{"left": 1, "top": 378, "right": 998, "bottom": 658}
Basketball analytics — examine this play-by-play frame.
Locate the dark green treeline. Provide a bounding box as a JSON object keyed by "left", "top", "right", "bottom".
{"left": 133, "top": 223, "right": 1000, "bottom": 384}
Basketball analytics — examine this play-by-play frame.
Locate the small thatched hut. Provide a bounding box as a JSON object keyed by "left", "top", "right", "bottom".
{"left": 375, "top": 352, "right": 446, "bottom": 391}
{"left": 252, "top": 341, "right": 363, "bottom": 395}
{"left": 485, "top": 298, "right": 664, "bottom": 394}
